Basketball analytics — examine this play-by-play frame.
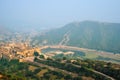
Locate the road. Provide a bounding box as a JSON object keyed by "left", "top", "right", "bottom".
{"left": 72, "top": 64, "right": 116, "bottom": 80}
{"left": 40, "top": 45, "right": 96, "bottom": 52}
{"left": 28, "top": 60, "right": 78, "bottom": 77}
{"left": 26, "top": 57, "right": 115, "bottom": 80}
{"left": 92, "top": 70, "right": 115, "bottom": 80}
{"left": 40, "top": 45, "right": 120, "bottom": 64}
{"left": 59, "top": 31, "right": 70, "bottom": 45}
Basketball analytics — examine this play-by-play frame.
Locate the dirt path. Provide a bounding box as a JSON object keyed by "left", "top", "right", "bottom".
{"left": 28, "top": 61, "right": 78, "bottom": 77}
{"left": 92, "top": 70, "right": 115, "bottom": 80}
{"left": 59, "top": 32, "right": 70, "bottom": 45}
{"left": 72, "top": 64, "right": 116, "bottom": 80}
{"left": 40, "top": 45, "right": 120, "bottom": 64}
{"left": 27, "top": 57, "right": 115, "bottom": 80}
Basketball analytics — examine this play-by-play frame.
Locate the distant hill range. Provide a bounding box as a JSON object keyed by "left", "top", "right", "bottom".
{"left": 0, "top": 26, "right": 11, "bottom": 35}
{"left": 32, "top": 21, "right": 120, "bottom": 53}
{"left": 0, "top": 26, "right": 12, "bottom": 41}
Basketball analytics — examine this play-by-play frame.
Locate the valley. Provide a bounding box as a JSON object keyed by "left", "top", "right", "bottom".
{"left": 33, "top": 21, "right": 120, "bottom": 53}
{"left": 1, "top": 0, "right": 120, "bottom": 79}
{"left": 0, "top": 21, "right": 120, "bottom": 80}
{"left": 40, "top": 45, "right": 120, "bottom": 64}
{"left": 0, "top": 40, "right": 120, "bottom": 80}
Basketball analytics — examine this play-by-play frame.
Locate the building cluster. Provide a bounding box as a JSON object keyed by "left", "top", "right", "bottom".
{"left": 0, "top": 42, "right": 41, "bottom": 62}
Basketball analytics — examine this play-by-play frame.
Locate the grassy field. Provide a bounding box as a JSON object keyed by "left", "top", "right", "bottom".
{"left": 29, "top": 66, "right": 37, "bottom": 72}
{"left": 84, "top": 52, "right": 99, "bottom": 59}
{"left": 42, "top": 47, "right": 120, "bottom": 64}
{"left": 82, "top": 50, "right": 120, "bottom": 64}
{"left": 37, "top": 69, "right": 48, "bottom": 77}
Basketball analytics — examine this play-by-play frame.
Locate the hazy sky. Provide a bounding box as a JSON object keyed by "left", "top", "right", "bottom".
{"left": 0, "top": 0, "right": 120, "bottom": 29}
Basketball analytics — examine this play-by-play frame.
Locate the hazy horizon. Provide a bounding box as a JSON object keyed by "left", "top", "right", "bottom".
{"left": 0, "top": 0, "right": 120, "bottom": 30}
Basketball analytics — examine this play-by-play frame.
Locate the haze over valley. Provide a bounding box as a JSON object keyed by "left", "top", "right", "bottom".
{"left": 0, "top": 0, "right": 120, "bottom": 80}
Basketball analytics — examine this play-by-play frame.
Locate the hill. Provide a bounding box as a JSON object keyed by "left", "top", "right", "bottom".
{"left": 32, "top": 21, "right": 120, "bottom": 53}
{"left": 0, "top": 26, "right": 11, "bottom": 34}
{"left": 0, "top": 26, "right": 12, "bottom": 41}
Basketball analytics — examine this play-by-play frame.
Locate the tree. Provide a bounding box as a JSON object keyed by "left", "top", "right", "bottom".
{"left": 34, "top": 52, "right": 39, "bottom": 56}
{"left": 73, "top": 77, "right": 82, "bottom": 80}
{"left": 63, "top": 57, "right": 67, "bottom": 60}
{"left": 39, "top": 55, "right": 45, "bottom": 59}
{"left": 65, "top": 75, "right": 72, "bottom": 79}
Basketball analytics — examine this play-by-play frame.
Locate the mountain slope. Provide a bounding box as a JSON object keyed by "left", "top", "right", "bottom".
{"left": 33, "top": 21, "right": 120, "bottom": 53}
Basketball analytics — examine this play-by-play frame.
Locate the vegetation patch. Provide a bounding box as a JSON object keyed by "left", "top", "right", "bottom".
{"left": 28, "top": 65, "right": 37, "bottom": 72}
{"left": 36, "top": 69, "right": 48, "bottom": 77}
{"left": 84, "top": 52, "right": 98, "bottom": 59}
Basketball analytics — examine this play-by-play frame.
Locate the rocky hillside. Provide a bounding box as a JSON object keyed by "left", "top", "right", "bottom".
{"left": 32, "top": 21, "right": 120, "bottom": 53}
